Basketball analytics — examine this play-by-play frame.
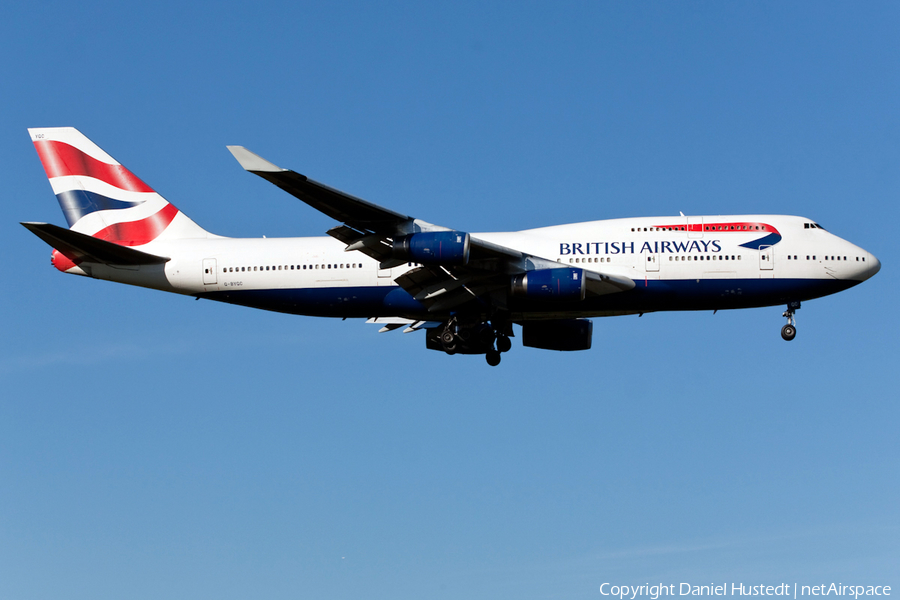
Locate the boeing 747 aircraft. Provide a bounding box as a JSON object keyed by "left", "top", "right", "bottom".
{"left": 23, "top": 128, "right": 880, "bottom": 365}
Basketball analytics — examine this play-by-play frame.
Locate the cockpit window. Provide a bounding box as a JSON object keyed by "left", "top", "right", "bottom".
{"left": 814, "top": 223, "right": 826, "bottom": 230}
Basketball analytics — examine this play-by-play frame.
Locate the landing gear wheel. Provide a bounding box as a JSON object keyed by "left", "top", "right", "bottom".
{"left": 476, "top": 324, "right": 495, "bottom": 345}
{"left": 781, "top": 301, "right": 799, "bottom": 341}
{"left": 486, "top": 350, "right": 501, "bottom": 367}
{"left": 781, "top": 324, "right": 796, "bottom": 341}
{"left": 496, "top": 335, "right": 512, "bottom": 353}
{"left": 441, "top": 330, "right": 457, "bottom": 354}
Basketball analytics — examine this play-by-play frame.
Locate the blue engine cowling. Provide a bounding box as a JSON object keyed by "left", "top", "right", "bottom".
{"left": 510, "top": 268, "right": 586, "bottom": 301}
{"left": 521, "top": 319, "right": 593, "bottom": 351}
{"left": 392, "top": 231, "right": 470, "bottom": 265}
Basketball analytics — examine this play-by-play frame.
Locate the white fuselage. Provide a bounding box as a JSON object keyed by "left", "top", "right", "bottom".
{"left": 66, "top": 214, "right": 880, "bottom": 320}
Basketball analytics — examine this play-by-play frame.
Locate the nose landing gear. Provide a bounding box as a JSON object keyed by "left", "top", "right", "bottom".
{"left": 781, "top": 300, "right": 800, "bottom": 341}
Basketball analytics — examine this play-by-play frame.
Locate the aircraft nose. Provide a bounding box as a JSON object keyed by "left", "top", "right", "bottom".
{"left": 848, "top": 248, "right": 880, "bottom": 282}
{"left": 868, "top": 253, "right": 881, "bottom": 278}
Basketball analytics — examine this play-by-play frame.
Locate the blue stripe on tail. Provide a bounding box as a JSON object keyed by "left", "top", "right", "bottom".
{"left": 55, "top": 190, "right": 143, "bottom": 227}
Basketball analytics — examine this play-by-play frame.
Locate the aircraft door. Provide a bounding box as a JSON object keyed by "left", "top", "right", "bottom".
{"left": 645, "top": 253, "right": 660, "bottom": 272}
{"left": 759, "top": 246, "right": 774, "bottom": 270}
{"left": 376, "top": 266, "right": 393, "bottom": 286}
{"left": 202, "top": 258, "right": 217, "bottom": 284}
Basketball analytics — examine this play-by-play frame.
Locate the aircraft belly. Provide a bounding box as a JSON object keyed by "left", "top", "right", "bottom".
{"left": 505, "top": 277, "right": 859, "bottom": 316}
{"left": 198, "top": 285, "right": 428, "bottom": 318}
{"left": 199, "top": 277, "right": 858, "bottom": 320}
{"left": 577, "top": 277, "right": 859, "bottom": 313}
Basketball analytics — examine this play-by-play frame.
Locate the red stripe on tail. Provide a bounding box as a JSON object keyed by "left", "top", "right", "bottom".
{"left": 34, "top": 140, "right": 155, "bottom": 193}
{"left": 93, "top": 203, "right": 179, "bottom": 246}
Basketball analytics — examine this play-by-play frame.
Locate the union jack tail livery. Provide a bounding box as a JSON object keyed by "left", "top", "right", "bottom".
{"left": 29, "top": 127, "right": 209, "bottom": 245}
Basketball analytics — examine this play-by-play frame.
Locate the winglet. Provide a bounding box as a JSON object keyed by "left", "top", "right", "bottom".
{"left": 226, "top": 146, "right": 285, "bottom": 173}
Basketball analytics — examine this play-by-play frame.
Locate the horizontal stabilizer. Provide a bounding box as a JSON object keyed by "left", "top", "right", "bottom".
{"left": 22, "top": 222, "right": 170, "bottom": 265}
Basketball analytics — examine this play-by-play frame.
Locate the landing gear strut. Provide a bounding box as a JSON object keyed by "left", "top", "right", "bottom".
{"left": 485, "top": 314, "right": 512, "bottom": 365}
{"left": 781, "top": 301, "right": 800, "bottom": 341}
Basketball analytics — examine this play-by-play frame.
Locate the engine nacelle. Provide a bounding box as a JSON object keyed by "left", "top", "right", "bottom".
{"left": 521, "top": 319, "right": 593, "bottom": 351}
{"left": 392, "top": 231, "right": 470, "bottom": 265}
{"left": 510, "top": 268, "right": 586, "bottom": 301}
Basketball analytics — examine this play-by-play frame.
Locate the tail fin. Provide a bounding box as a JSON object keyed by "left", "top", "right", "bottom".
{"left": 29, "top": 127, "right": 211, "bottom": 246}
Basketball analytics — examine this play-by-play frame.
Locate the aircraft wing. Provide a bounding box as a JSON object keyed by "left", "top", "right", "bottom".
{"left": 227, "top": 146, "right": 633, "bottom": 312}
{"left": 226, "top": 146, "right": 409, "bottom": 232}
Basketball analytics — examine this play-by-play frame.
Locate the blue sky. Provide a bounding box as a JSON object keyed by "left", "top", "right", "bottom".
{"left": 1, "top": 2, "right": 898, "bottom": 598}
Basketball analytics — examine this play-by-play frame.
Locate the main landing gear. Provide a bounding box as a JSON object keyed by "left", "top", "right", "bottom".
{"left": 431, "top": 316, "right": 513, "bottom": 366}
{"left": 781, "top": 300, "right": 800, "bottom": 341}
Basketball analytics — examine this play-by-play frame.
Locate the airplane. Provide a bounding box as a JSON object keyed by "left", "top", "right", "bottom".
{"left": 23, "top": 127, "right": 881, "bottom": 366}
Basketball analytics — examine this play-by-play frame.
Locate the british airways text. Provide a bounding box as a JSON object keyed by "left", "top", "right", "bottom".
{"left": 559, "top": 240, "right": 723, "bottom": 255}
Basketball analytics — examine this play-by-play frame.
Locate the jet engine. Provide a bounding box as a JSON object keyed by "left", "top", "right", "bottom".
{"left": 392, "top": 231, "right": 470, "bottom": 265}
{"left": 510, "top": 268, "right": 586, "bottom": 301}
